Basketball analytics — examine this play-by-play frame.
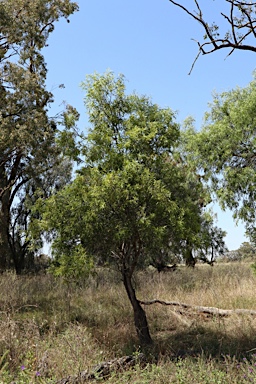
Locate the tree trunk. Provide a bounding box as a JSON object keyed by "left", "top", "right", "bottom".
{"left": 185, "top": 248, "right": 196, "bottom": 268}
{"left": 122, "top": 270, "right": 153, "bottom": 346}
{"left": 0, "top": 161, "right": 31, "bottom": 274}
{"left": 12, "top": 245, "right": 27, "bottom": 274}
{"left": 0, "top": 189, "right": 12, "bottom": 271}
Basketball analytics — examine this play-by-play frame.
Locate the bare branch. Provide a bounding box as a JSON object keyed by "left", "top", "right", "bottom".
{"left": 228, "top": 1, "right": 256, "bottom": 6}
{"left": 168, "top": 0, "right": 256, "bottom": 71}
{"left": 229, "top": 2, "right": 238, "bottom": 44}
{"left": 188, "top": 46, "right": 201, "bottom": 75}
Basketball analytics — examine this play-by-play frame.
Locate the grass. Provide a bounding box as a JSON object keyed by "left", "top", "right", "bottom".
{"left": 1, "top": 263, "right": 256, "bottom": 382}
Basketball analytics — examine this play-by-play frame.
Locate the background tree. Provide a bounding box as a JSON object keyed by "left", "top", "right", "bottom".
{"left": 194, "top": 215, "right": 228, "bottom": 265}
{"left": 168, "top": 1, "right": 256, "bottom": 72}
{"left": 166, "top": 212, "right": 227, "bottom": 267}
{"left": 224, "top": 241, "right": 256, "bottom": 262}
{"left": 183, "top": 74, "right": 256, "bottom": 246}
{"left": 237, "top": 241, "right": 256, "bottom": 260}
{"left": 0, "top": 0, "right": 78, "bottom": 273}
{"left": 33, "top": 71, "right": 225, "bottom": 345}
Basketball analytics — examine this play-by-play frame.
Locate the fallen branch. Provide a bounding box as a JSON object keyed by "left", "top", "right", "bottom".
{"left": 56, "top": 353, "right": 146, "bottom": 383}
{"left": 139, "top": 299, "right": 256, "bottom": 317}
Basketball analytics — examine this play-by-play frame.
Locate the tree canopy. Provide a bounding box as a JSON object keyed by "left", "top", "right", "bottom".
{"left": 0, "top": 0, "right": 78, "bottom": 273}
{"left": 183, "top": 74, "right": 256, "bottom": 244}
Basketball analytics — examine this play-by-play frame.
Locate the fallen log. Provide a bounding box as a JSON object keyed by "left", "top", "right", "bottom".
{"left": 139, "top": 299, "right": 256, "bottom": 317}
{"left": 56, "top": 353, "right": 146, "bottom": 383}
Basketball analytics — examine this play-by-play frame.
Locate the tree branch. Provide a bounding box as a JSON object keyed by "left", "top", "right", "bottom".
{"left": 139, "top": 299, "right": 256, "bottom": 317}
{"left": 56, "top": 353, "right": 146, "bottom": 383}
{"left": 168, "top": 0, "right": 256, "bottom": 72}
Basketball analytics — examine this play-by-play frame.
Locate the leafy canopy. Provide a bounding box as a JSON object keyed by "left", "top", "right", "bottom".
{"left": 36, "top": 71, "right": 208, "bottom": 275}
{"left": 183, "top": 73, "right": 256, "bottom": 243}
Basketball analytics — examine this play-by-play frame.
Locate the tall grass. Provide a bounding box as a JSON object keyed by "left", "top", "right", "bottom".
{"left": 0, "top": 263, "right": 256, "bottom": 382}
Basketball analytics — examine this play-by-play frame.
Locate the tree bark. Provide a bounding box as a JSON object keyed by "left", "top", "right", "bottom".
{"left": 0, "top": 186, "right": 25, "bottom": 272}
{"left": 0, "top": 175, "right": 12, "bottom": 270}
{"left": 0, "top": 159, "right": 31, "bottom": 273}
{"left": 185, "top": 248, "right": 196, "bottom": 268}
{"left": 122, "top": 269, "right": 153, "bottom": 346}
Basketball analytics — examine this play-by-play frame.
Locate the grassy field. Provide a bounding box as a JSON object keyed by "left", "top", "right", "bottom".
{"left": 1, "top": 263, "right": 256, "bottom": 383}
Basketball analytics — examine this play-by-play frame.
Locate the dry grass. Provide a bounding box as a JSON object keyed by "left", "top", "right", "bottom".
{"left": 1, "top": 263, "right": 256, "bottom": 382}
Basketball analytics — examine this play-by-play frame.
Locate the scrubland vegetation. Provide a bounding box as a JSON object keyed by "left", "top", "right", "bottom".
{"left": 1, "top": 262, "right": 256, "bottom": 383}
{"left": 2, "top": 2, "right": 256, "bottom": 383}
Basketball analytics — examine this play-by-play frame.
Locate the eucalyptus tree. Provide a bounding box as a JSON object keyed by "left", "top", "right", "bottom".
{"left": 0, "top": 0, "right": 78, "bottom": 273}
{"left": 34, "top": 71, "right": 217, "bottom": 345}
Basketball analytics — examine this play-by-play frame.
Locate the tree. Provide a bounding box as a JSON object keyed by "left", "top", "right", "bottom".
{"left": 165, "top": 212, "right": 228, "bottom": 267}
{"left": 183, "top": 74, "right": 256, "bottom": 245}
{"left": 219, "top": 241, "right": 255, "bottom": 262}
{"left": 194, "top": 215, "right": 228, "bottom": 265}
{"left": 169, "top": 1, "right": 256, "bottom": 72}
{"left": 237, "top": 241, "right": 256, "bottom": 259}
{"left": 34, "top": 71, "right": 215, "bottom": 345}
{"left": 0, "top": 0, "right": 79, "bottom": 273}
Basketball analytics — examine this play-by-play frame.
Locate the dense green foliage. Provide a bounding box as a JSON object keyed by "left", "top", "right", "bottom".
{"left": 183, "top": 75, "right": 256, "bottom": 244}
{"left": 36, "top": 72, "right": 213, "bottom": 272}
{"left": 0, "top": 0, "right": 78, "bottom": 272}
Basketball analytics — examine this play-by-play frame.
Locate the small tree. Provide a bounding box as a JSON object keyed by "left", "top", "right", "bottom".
{"left": 35, "top": 72, "right": 219, "bottom": 345}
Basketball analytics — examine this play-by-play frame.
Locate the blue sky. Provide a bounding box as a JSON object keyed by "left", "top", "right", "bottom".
{"left": 43, "top": 0, "right": 256, "bottom": 251}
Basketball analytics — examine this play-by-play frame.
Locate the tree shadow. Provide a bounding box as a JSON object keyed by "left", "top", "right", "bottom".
{"left": 152, "top": 321, "right": 256, "bottom": 361}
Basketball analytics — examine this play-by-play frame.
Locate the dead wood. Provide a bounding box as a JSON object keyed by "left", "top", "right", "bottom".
{"left": 56, "top": 353, "right": 146, "bottom": 383}
{"left": 139, "top": 299, "right": 256, "bottom": 317}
